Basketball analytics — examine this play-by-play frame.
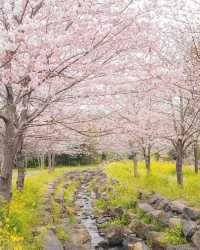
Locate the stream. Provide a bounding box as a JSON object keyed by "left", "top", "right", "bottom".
{"left": 75, "top": 182, "right": 125, "bottom": 250}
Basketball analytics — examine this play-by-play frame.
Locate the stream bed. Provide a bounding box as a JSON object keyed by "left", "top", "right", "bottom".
{"left": 75, "top": 182, "right": 126, "bottom": 250}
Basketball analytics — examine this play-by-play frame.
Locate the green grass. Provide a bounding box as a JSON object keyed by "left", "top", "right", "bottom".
{"left": 55, "top": 226, "right": 69, "bottom": 243}
{"left": 64, "top": 180, "right": 80, "bottom": 224}
{"left": 105, "top": 160, "right": 200, "bottom": 208}
{"left": 0, "top": 166, "right": 87, "bottom": 250}
{"left": 164, "top": 226, "right": 187, "bottom": 245}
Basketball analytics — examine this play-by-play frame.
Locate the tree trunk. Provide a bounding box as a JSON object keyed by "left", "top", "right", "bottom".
{"left": 37, "top": 155, "right": 41, "bottom": 168}
{"left": 25, "top": 154, "right": 28, "bottom": 169}
{"left": 41, "top": 154, "right": 45, "bottom": 168}
{"left": 176, "top": 139, "right": 183, "bottom": 186}
{"left": 144, "top": 146, "right": 151, "bottom": 175}
{"left": 194, "top": 142, "right": 198, "bottom": 174}
{"left": 145, "top": 156, "right": 151, "bottom": 175}
{"left": 133, "top": 154, "right": 139, "bottom": 177}
{"left": 0, "top": 122, "right": 15, "bottom": 201}
{"left": 16, "top": 135, "right": 26, "bottom": 191}
{"left": 48, "top": 151, "right": 52, "bottom": 172}
{"left": 52, "top": 153, "right": 55, "bottom": 170}
{"left": 16, "top": 155, "right": 25, "bottom": 191}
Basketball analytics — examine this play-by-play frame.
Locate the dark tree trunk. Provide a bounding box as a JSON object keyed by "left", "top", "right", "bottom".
{"left": 25, "top": 154, "right": 28, "bottom": 169}
{"left": 16, "top": 151, "right": 25, "bottom": 191}
{"left": 194, "top": 142, "right": 198, "bottom": 174}
{"left": 52, "top": 153, "right": 55, "bottom": 170}
{"left": 176, "top": 139, "right": 183, "bottom": 186}
{"left": 144, "top": 146, "right": 151, "bottom": 175}
{"left": 133, "top": 154, "right": 139, "bottom": 177}
{"left": 41, "top": 154, "right": 45, "bottom": 168}
{"left": 145, "top": 156, "right": 151, "bottom": 175}
{"left": 16, "top": 161, "right": 25, "bottom": 191}
{"left": 0, "top": 122, "right": 15, "bottom": 201}
{"left": 16, "top": 135, "right": 25, "bottom": 191}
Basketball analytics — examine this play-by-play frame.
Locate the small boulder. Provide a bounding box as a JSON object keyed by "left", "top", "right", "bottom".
{"left": 96, "top": 215, "right": 111, "bottom": 225}
{"left": 123, "top": 235, "right": 143, "bottom": 249}
{"left": 156, "top": 211, "right": 171, "bottom": 226}
{"left": 166, "top": 244, "right": 197, "bottom": 250}
{"left": 104, "top": 225, "right": 124, "bottom": 246}
{"left": 129, "top": 241, "right": 149, "bottom": 250}
{"left": 191, "top": 229, "right": 200, "bottom": 248}
{"left": 147, "top": 209, "right": 164, "bottom": 221}
{"left": 149, "top": 194, "right": 163, "bottom": 205}
{"left": 154, "top": 198, "right": 170, "bottom": 211}
{"left": 183, "top": 207, "right": 200, "bottom": 220}
{"left": 96, "top": 239, "right": 109, "bottom": 249}
{"left": 169, "top": 201, "right": 186, "bottom": 214}
{"left": 182, "top": 220, "right": 197, "bottom": 240}
{"left": 137, "top": 203, "right": 154, "bottom": 214}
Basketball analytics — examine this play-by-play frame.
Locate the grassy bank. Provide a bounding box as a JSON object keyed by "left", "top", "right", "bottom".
{"left": 105, "top": 160, "right": 200, "bottom": 208}
{"left": 0, "top": 166, "right": 86, "bottom": 250}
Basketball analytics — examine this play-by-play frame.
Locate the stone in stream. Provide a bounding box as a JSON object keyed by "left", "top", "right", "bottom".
{"left": 65, "top": 221, "right": 91, "bottom": 245}
{"left": 104, "top": 225, "right": 124, "bottom": 247}
{"left": 123, "top": 234, "right": 144, "bottom": 250}
{"left": 43, "top": 230, "right": 63, "bottom": 250}
{"left": 96, "top": 216, "right": 111, "bottom": 225}
{"left": 128, "top": 241, "right": 149, "bottom": 250}
{"left": 96, "top": 239, "right": 109, "bottom": 249}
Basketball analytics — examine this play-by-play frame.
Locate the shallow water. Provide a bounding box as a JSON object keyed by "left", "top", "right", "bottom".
{"left": 76, "top": 185, "right": 125, "bottom": 250}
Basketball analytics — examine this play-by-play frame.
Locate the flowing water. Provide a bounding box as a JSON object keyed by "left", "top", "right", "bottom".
{"left": 75, "top": 183, "right": 125, "bottom": 250}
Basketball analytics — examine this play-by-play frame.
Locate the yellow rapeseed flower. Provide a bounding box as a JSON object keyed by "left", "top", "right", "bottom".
{"left": 10, "top": 235, "right": 24, "bottom": 242}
